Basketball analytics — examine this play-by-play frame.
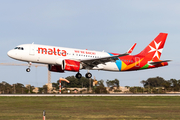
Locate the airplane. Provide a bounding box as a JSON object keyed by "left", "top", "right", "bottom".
{"left": 7, "top": 33, "right": 171, "bottom": 79}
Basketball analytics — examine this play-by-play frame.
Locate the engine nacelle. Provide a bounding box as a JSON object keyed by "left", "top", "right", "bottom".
{"left": 62, "top": 59, "right": 82, "bottom": 72}
{"left": 48, "top": 64, "right": 64, "bottom": 73}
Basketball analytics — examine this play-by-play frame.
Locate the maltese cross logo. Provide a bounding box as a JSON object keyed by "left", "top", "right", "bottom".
{"left": 148, "top": 40, "right": 163, "bottom": 59}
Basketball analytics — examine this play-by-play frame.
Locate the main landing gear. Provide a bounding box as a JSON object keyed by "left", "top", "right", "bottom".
{"left": 76, "top": 72, "right": 92, "bottom": 79}
{"left": 26, "top": 62, "right": 32, "bottom": 72}
{"left": 85, "top": 72, "right": 92, "bottom": 78}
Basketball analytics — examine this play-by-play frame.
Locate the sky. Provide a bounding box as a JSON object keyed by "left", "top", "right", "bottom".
{"left": 0, "top": 0, "right": 180, "bottom": 87}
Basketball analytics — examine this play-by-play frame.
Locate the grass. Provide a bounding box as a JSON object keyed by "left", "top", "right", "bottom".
{"left": 0, "top": 96, "right": 180, "bottom": 120}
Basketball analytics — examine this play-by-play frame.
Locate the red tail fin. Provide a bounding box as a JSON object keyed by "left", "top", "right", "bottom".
{"left": 137, "top": 33, "right": 168, "bottom": 61}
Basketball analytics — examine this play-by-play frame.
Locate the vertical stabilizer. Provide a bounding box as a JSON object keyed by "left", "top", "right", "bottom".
{"left": 137, "top": 33, "right": 168, "bottom": 61}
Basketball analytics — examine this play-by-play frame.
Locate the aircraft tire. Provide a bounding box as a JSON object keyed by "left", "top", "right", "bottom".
{"left": 85, "top": 73, "right": 92, "bottom": 78}
{"left": 26, "top": 68, "right": 31, "bottom": 72}
{"left": 76, "top": 73, "right": 82, "bottom": 79}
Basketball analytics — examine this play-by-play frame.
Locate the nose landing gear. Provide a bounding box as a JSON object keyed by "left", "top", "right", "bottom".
{"left": 26, "top": 68, "right": 31, "bottom": 72}
{"left": 26, "top": 62, "right": 32, "bottom": 72}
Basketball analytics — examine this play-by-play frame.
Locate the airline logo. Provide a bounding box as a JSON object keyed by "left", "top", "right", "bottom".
{"left": 148, "top": 41, "right": 163, "bottom": 59}
{"left": 38, "top": 47, "right": 67, "bottom": 56}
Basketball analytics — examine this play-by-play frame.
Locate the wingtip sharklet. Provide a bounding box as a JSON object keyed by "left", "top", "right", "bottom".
{"left": 126, "top": 43, "right": 137, "bottom": 54}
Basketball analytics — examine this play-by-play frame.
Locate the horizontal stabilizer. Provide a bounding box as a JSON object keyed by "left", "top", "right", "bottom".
{"left": 148, "top": 60, "right": 172, "bottom": 65}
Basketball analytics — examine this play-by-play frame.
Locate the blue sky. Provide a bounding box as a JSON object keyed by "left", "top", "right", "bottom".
{"left": 0, "top": 1, "right": 180, "bottom": 87}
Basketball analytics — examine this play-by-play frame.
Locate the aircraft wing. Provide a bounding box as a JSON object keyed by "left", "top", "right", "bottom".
{"left": 81, "top": 53, "right": 129, "bottom": 68}
{"left": 80, "top": 43, "right": 136, "bottom": 69}
{"left": 148, "top": 60, "right": 172, "bottom": 65}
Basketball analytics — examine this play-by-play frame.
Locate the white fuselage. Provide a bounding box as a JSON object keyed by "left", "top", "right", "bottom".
{"left": 7, "top": 44, "right": 120, "bottom": 71}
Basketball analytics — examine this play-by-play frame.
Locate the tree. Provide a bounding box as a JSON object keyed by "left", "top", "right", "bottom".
{"left": 140, "top": 80, "right": 146, "bottom": 87}
{"left": 38, "top": 87, "right": 43, "bottom": 94}
{"left": 0, "top": 82, "right": 13, "bottom": 94}
{"left": 170, "top": 79, "right": 180, "bottom": 91}
{"left": 140, "top": 77, "right": 180, "bottom": 92}
{"left": 106, "top": 79, "right": 119, "bottom": 88}
{"left": 57, "top": 76, "right": 93, "bottom": 88}
{"left": 106, "top": 80, "right": 113, "bottom": 88}
{"left": 95, "top": 80, "right": 108, "bottom": 94}
{"left": 141, "top": 76, "right": 166, "bottom": 88}
{"left": 125, "top": 86, "right": 130, "bottom": 89}
{"left": 42, "top": 85, "right": 48, "bottom": 94}
{"left": 130, "top": 87, "right": 144, "bottom": 93}
{"left": 52, "top": 82, "right": 59, "bottom": 91}
{"left": 162, "top": 80, "right": 171, "bottom": 91}
{"left": 14, "top": 83, "right": 26, "bottom": 94}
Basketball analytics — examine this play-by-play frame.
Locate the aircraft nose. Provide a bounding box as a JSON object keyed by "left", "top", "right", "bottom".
{"left": 7, "top": 50, "right": 14, "bottom": 58}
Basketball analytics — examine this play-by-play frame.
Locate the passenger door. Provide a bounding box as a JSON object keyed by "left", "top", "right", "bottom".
{"left": 29, "top": 45, "right": 35, "bottom": 55}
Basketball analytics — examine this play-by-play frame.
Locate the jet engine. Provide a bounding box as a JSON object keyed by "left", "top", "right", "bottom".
{"left": 62, "top": 59, "right": 82, "bottom": 72}
{"left": 48, "top": 64, "right": 64, "bottom": 73}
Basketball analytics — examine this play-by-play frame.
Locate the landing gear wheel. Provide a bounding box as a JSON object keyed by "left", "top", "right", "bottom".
{"left": 26, "top": 62, "right": 32, "bottom": 72}
{"left": 26, "top": 68, "right": 31, "bottom": 72}
{"left": 76, "top": 73, "right": 82, "bottom": 79}
{"left": 85, "top": 73, "right": 92, "bottom": 78}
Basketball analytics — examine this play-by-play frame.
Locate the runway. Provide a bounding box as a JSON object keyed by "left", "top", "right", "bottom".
{"left": 0, "top": 94, "right": 180, "bottom": 96}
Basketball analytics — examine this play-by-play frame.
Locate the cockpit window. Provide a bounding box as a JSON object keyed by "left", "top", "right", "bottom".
{"left": 14, "top": 47, "right": 24, "bottom": 50}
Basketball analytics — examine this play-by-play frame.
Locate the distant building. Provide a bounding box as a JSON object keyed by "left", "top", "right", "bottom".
{"left": 32, "top": 87, "right": 39, "bottom": 93}
{"left": 46, "top": 83, "right": 53, "bottom": 93}
{"left": 106, "top": 86, "right": 130, "bottom": 93}
{"left": 62, "top": 88, "right": 88, "bottom": 94}
{"left": 25, "top": 84, "right": 30, "bottom": 88}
